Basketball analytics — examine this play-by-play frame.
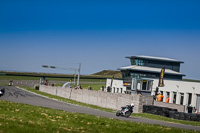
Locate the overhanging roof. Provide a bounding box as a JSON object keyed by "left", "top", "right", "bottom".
{"left": 126, "top": 55, "right": 184, "bottom": 63}
{"left": 118, "top": 65, "right": 185, "bottom": 76}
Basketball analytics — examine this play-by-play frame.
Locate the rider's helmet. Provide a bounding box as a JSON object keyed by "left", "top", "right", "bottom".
{"left": 131, "top": 103, "right": 134, "bottom": 107}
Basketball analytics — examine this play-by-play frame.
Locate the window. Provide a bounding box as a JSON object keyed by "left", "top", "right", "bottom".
{"left": 173, "top": 92, "right": 177, "bottom": 104}
{"left": 180, "top": 93, "right": 184, "bottom": 105}
{"left": 142, "top": 80, "right": 147, "bottom": 90}
{"left": 137, "top": 80, "right": 152, "bottom": 91}
{"left": 188, "top": 93, "right": 192, "bottom": 105}
{"left": 147, "top": 81, "right": 152, "bottom": 91}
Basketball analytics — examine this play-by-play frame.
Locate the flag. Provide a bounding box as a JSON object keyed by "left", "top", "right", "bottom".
{"left": 158, "top": 67, "right": 165, "bottom": 87}
{"left": 111, "top": 76, "right": 114, "bottom": 87}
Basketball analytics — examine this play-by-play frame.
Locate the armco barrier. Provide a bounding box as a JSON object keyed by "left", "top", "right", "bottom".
{"left": 39, "top": 85, "right": 153, "bottom": 113}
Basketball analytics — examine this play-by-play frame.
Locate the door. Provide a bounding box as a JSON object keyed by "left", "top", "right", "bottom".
{"left": 196, "top": 95, "right": 200, "bottom": 112}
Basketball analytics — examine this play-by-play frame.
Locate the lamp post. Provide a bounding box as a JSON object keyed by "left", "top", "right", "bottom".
{"left": 42, "top": 64, "right": 80, "bottom": 86}
{"left": 77, "top": 63, "right": 81, "bottom": 86}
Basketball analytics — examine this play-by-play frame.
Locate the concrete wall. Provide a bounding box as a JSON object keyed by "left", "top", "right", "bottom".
{"left": 107, "top": 78, "right": 200, "bottom": 110}
{"left": 39, "top": 85, "right": 154, "bottom": 113}
{"left": 154, "top": 101, "right": 185, "bottom": 112}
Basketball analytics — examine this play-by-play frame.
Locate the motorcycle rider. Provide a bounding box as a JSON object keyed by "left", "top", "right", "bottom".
{"left": 122, "top": 103, "right": 134, "bottom": 116}
{"left": 0, "top": 88, "right": 5, "bottom": 97}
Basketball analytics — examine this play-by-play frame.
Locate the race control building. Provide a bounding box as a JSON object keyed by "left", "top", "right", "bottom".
{"left": 106, "top": 55, "right": 200, "bottom": 112}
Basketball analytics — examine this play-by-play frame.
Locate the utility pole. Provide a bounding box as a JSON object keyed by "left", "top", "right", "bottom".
{"left": 74, "top": 69, "right": 76, "bottom": 85}
{"left": 42, "top": 65, "right": 78, "bottom": 85}
{"left": 77, "top": 63, "right": 81, "bottom": 86}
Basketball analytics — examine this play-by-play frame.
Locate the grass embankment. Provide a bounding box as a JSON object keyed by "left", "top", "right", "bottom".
{"left": 133, "top": 113, "right": 200, "bottom": 127}
{"left": 54, "top": 83, "right": 105, "bottom": 91}
{"left": 80, "top": 84, "right": 105, "bottom": 91}
{"left": 0, "top": 75, "right": 106, "bottom": 91}
{"left": 20, "top": 86, "right": 200, "bottom": 127}
{"left": 19, "top": 86, "right": 114, "bottom": 113}
{"left": 0, "top": 100, "right": 198, "bottom": 133}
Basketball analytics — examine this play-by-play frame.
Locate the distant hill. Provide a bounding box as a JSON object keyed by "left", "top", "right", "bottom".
{"left": 91, "top": 70, "right": 122, "bottom": 79}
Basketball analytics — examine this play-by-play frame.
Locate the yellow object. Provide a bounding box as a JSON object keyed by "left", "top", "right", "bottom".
{"left": 165, "top": 97, "right": 169, "bottom": 103}
{"left": 157, "top": 94, "right": 164, "bottom": 102}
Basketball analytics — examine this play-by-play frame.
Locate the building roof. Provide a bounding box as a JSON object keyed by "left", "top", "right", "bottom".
{"left": 119, "top": 65, "right": 185, "bottom": 76}
{"left": 126, "top": 55, "right": 184, "bottom": 63}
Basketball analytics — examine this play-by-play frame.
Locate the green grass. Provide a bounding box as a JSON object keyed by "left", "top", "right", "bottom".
{"left": 19, "top": 86, "right": 200, "bottom": 127}
{"left": 0, "top": 82, "right": 9, "bottom": 86}
{"left": 0, "top": 75, "right": 40, "bottom": 80}
{"left": 19, "top": 86, "right": 115, "bottom": 113}
{"left": 0, "top": 75, "right": 106, "bottom": 83}
{"left": 80, "top": 84, "right": 105, "bottom": 91}
{"left": 133, "top": 113, "right": 200, "bottom": 127}
{"left": 0, "top": 100, "right": 198, "bottom": 133}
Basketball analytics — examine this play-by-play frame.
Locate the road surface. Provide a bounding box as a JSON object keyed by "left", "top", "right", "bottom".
{"left": 1, "top": 86, "right": 200, "bottom": 131}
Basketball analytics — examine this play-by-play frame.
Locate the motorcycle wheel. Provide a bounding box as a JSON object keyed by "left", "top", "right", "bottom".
{"left": 125, "top": 111, "right": 131, "bottom": 118}
{"left": 116, "top": 110, "right": 121, "bottom": 116}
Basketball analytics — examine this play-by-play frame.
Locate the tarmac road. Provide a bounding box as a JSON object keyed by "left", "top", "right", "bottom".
{"left": 1, "top": 86, "right": 200, "bottom": 131}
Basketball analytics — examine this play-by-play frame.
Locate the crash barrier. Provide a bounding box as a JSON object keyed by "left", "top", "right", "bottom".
{"left": 154, "top": 101, "right": 185, "bottom": 112}
{"left": 39, "top": 85, "right": 153, "bottom": 113}
{"left": 143, "top": 105, "right": 200, "bottom": 122}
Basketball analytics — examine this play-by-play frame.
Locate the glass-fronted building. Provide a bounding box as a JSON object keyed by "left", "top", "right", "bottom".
{"left": 106, "top": 55, "right": 200, "bottom": 112}
{"left": 119, "top": 55, "right": 185, "bottom": 94}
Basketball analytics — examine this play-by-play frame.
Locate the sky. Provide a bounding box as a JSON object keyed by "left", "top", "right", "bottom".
{"left": 0, "top": 0, "right": 200, "bottom": 80}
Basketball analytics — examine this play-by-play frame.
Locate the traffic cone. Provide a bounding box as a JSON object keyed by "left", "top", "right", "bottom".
{"left": 195, "top": 109, "right": 197, "bottom": 114}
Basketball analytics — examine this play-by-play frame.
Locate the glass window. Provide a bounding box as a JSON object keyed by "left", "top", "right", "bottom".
{"left": 147, "top": 81, "right": 152, "bottom": 91}
{"left": 136, "top": 80, "right": 152, "bottom": 91}
{"left": 180, "top": 93, "right": 184, "bottom": 105}
{"left": 142, "top": 80, "right": 147, "bottom": 90}
{"left": 188, "top": 93, "right": 192, "bottom": 105}
{"left": 173, "top": 92, "right": 177, "bottom": 104}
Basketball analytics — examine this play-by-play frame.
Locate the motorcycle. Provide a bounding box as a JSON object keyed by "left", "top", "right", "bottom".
{"left": 0, "top": 88, "right": 5, "bottom": 97}
{"left": 116, "top": 103, "right": 134, "bottom": 118}
{"left": 8, "top": 80, "right": 13, "bottom": 86}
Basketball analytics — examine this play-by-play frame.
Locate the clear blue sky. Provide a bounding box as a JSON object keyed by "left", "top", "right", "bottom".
{"left": 0, "top": 0, "right": 200, "bottom": 80}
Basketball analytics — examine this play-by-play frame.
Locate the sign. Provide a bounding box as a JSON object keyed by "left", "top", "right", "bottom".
{"left": 158, "top": 67, "right": 165, "bottom": 87}
{"left": 124, "top": 83, "right": 131, "bottom": 86}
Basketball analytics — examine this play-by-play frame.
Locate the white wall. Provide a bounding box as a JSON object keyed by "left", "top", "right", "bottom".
{"left": 152, "top": 79, "right": 200, "bottom": 107}
{"left": 107, "top": 78, "right": 200, "bottom": 109}
{"left": 152, "top": 79, "right": 200, "bottom": 94}
{"left": 106, "top": 79, "right": 126, "bottom": 93}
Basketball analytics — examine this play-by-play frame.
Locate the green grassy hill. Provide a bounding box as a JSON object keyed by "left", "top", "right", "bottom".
{"left": 91, "top": 70, "right": 122, "bottom": 79}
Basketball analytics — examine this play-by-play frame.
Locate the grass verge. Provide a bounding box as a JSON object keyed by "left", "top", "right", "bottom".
{"left": 0, "top": 75, "right": 106, "bottom": 82}
{"left": 18, "top": 86, "right": 200, "bottom": 127}
{"left": 0, "top": 100, "right": 198, "bottom": 133}
{"left": 133, "top": 113, "right": 200, "bottom": 127}
{"left": 18, "top": 86, "right": 115, "bottom": 113}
